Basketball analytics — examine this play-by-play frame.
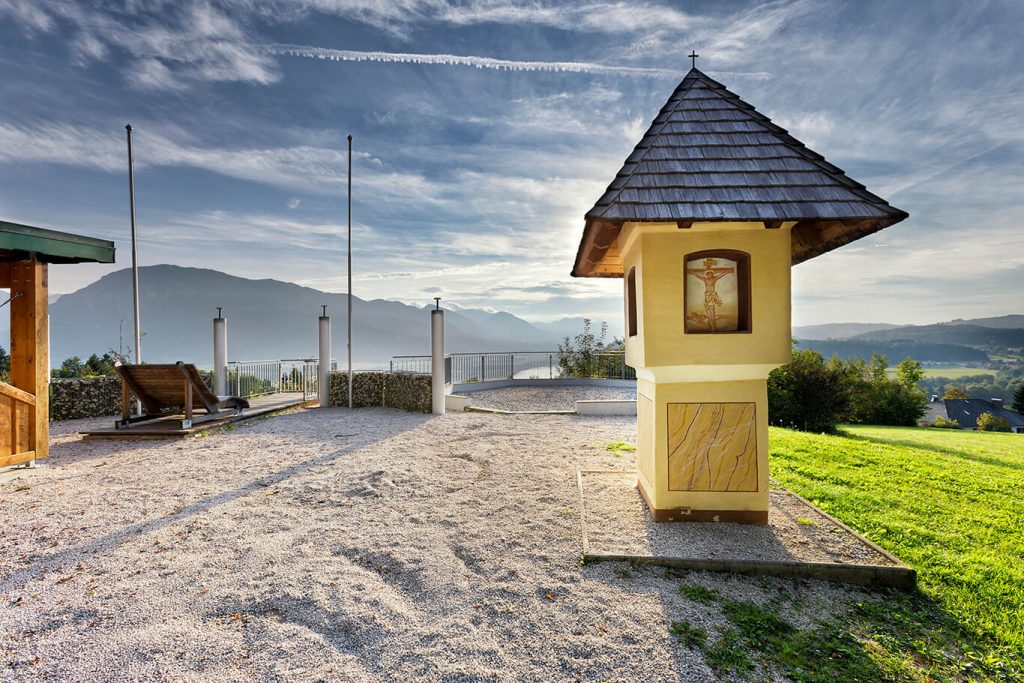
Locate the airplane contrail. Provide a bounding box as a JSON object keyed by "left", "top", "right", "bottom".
{"left": 262, "top": 43, "right": 679, "bottom": 78}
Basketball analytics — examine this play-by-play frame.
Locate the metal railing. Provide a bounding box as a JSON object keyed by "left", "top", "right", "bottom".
{"left": 389, "top": 351, "right": 634, "bottom": 384}
{"left": 226, "top": 358, "right": 335, "bottom": 400}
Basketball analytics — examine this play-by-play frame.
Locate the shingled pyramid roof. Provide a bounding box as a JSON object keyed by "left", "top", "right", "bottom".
{"left": 572, "top": 67, "right": 908, "bottom": 277}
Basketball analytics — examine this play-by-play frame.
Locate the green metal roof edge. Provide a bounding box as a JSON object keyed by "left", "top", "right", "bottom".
{"left": 0, "top": 219, "right": 116, "bottom": 264}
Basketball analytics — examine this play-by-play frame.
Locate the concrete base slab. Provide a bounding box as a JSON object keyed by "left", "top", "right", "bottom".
{"left": 444, "top": 394, "right": 468, "bottom": 412}
{"left": 576, "top": 399, "right": 637, "bottom": 416}
{"left": 578, "top": 470, "right": 915, "bottom": 589}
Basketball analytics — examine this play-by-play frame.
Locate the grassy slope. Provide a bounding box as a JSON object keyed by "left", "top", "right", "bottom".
{"left": 886, "top": 366, "right": 996, "bottom": 379}
{"left": 771, "top": 426, "right": 1024, "bottom": 674}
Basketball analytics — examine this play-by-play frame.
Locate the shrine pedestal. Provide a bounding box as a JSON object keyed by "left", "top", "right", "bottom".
{"left": 636, "top": 376, "right": 770, "bottom": 524}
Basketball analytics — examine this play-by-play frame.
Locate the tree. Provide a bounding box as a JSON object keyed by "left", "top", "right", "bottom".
{"left": 977, "top": 412, "right": 1011, "bottom": 432}
{"left": 1012, "top": 383, "right": 1024, "bottom": 415}
{"left": 870, "top": 353, "right": 888, "bottom": 382}
{"left": 52, "top": 356, "right": 84, "bottom": 378}
{"left": 83, "top": 353, "right": 116, "bottom": 377}
{"left": 0, "top": 346, "right": 9, "bottom": 383}
{"left": 558, "top": 318, "right": 611, "bottom": 378}
{"left": 895, "top": 357, "right": 925, "bottom": 389}
{"left": 767, "top": 348, "right": 850, "bottom": 433}
{"left": 942, "top": 387, "right": 970, "bottom": 400}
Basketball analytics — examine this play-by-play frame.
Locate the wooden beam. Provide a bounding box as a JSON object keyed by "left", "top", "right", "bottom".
{"left": 676, "top": 221, "right": 693, "bottom": 230}
{"left": 764, "top": 221, "right": 784, "bottom": 230}
{"left": 0, "top": 382, "right": 35, "bottom": 406}
{"left": 0, "top": 450, "right": 36, "bottom": 468}
{"left": 577, "top": 220, "right": 624, "bottom": 277}
{"left": 0, "top": 262, "right": 10, "bottom": 289}
{"left": 9, "top": 260, "right": 47, "bottom": 462}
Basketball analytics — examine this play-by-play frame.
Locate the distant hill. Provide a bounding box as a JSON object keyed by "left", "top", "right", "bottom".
{"left": 3, "top": 265, "right": 614, "bottom": 369}
{"left": 947, "top": 314, "right": 1024, "bottom": 330}
{"left": 793, "top": 314, "right": 1024, "bottom": 363}
{"left": 792, "top": 322, "right": 900, "bottom": 340}
{"left": 796, "top": 339, "right": 990, "bottom": 364}
{"left": 850, "top": 324, "right": 1024, "bottom": 350}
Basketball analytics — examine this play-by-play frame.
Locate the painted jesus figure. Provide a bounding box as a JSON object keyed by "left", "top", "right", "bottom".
{"left": 686, "top": 258, "right": 735, "bottom": 331}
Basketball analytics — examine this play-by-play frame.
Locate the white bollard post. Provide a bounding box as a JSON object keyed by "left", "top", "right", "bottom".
{"left": 319, "top": 306, "right": 331, "bottom": 408}
{"left": 431, "top": 298, "right": 445, "bottom": 415}
{"left": 213, "top": 308, "right": 227, "bottom": 397}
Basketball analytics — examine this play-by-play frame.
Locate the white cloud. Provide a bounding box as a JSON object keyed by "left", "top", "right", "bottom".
{"left": 128, "top": 58, "right": 188, "bottom": 91}
{"left": 263, "top": 43, "right": 674, "bottom": 78}
{"left": 0, "top": 1, "right": 279, "bottom": 90}
{"left": 0, "top": 121, "right": 424, "bottom": 197}
{"left": 0, "top": 0, "right": 53, "bottom": 32}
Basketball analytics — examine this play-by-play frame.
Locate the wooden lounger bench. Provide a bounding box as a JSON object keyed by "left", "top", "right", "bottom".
{"left": 114, "top": 362, "right": 250, "bottom": 430}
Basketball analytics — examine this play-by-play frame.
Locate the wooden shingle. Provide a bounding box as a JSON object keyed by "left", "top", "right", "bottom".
{"left": 572, "top": 68, "right": 908, "bottom": 277}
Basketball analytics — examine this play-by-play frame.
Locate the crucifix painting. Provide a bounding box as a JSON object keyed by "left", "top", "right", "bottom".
{"left": 685, "top": 255, "right": 741, "bottom": 332}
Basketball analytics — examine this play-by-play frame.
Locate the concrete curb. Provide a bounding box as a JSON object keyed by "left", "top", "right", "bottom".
{"left": 453, "top": 378, "right": 635, "bottom": 393}
{"left": 576, "top": 399, "right": 637, "bottom": 416}
{"left": 577, "top": 470, "right": 916, "bottom": 590}
{"left": 464, "top": 406, "right": 575, "bottom": 416}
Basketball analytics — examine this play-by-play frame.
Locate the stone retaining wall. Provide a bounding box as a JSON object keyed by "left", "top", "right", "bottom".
{"left": 328, "top": 372, "right": 431, "bottom": 413}
{"left": 47, "top": 371, "right": 432, "bottom": 421}
{"left": 49, "top": 377, "right": 123, "bottom": 421}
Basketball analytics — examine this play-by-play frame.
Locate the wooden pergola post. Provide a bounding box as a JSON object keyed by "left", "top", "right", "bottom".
{"left": 0, "top": 260, "right": 47, "bottom": 467}
{"left": 0, "top": 220, "right": 114, "bottom": 470}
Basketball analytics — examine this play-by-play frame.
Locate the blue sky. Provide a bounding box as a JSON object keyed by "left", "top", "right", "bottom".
{"left": 0, "top": 0, "right": 1021, "bottom": 327}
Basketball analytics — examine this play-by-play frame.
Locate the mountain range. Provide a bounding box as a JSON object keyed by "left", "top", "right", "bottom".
{"left": 3, "top": 264, "right": 1018, "bottom": 369}
{"left": 794, "top": 316, "right": 1024, "bottom": 364}
{"left": 7, "top": 266, "right": 620, "bottom": 369}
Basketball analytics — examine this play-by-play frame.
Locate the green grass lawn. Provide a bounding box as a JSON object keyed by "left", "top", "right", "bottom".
{"left": 771, "top": 425, "right": 1024, "bottom": 680}
{"left": 886, "top": 366, "right": 996, "bottom": 379}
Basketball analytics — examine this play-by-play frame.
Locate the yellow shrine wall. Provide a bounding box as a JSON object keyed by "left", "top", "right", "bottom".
{"left": 623, "top": 221, "right": 792, "bottom": 522}
{"left": 621, "top": 222, "right": 792, "bottom": 374}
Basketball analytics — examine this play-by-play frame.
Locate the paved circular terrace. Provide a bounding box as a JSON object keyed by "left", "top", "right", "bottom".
{"left": 456, "top": 384, "right": 637, "bottom": 412}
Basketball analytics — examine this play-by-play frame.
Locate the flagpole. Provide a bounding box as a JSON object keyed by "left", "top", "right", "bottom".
{"left": 347, "top": 134, "right": 353, "bottom": 410}
{"left": 126, "top": 124, "right": 142, "bottom": 365}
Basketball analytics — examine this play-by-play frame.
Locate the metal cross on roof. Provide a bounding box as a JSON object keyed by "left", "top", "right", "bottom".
{"left": 689, "top": 51, "right": 699, "bottom": 68}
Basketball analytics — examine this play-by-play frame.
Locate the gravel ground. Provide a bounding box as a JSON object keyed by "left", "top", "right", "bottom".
{"left": 581, "top": 472, "right": 897, "bottom": 565}
{"left": 1, "top": 409, "right": 869, "bottom": 682}
{"left": 457, "top": 385, "right": 637, "bottom": 412}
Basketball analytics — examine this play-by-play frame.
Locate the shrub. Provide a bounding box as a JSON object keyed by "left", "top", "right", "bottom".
{"left": 769, "top": 350, "right": 929, "bottom": 432}
{"left": 767, "top": 348, "right": 850, "bottom": 433}
{"left": 942, "top": 386, "right": 970, "bottom": 400}
{"left": 933, "top": 416, "right": 961, "bottom": 429}
{"left": 976, "top": 412, "right": 1012, "bottom": 432}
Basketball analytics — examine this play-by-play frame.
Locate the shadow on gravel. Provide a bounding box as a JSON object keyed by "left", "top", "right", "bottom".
{"left": 0, "top": 416, "right": 427, "bottom": 595}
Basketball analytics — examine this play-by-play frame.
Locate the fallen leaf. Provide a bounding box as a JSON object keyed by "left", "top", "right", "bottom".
{"left": 473, "top": 604, "right": 481, "bottom": 609}
{"left": 201, "top": 588, "right": 209, "bottom": 594}
{"left": 545, "top": 593, "right": 554, "bottom": 601}
{"left": 56, "top": 576, "right": 74, "bottom": 585}
{"left": 598, "top": 625, "right": 608, "bottom": 633}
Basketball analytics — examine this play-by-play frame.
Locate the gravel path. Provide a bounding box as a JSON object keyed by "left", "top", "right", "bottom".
{"left": 2, "top": 409, "right": 868, "bottom": 681}
{"left": 582, "top": 472, "right": 898, "bottom": 565}
{"left": 457, "top": 385, "right": 636, "bottom": 412}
